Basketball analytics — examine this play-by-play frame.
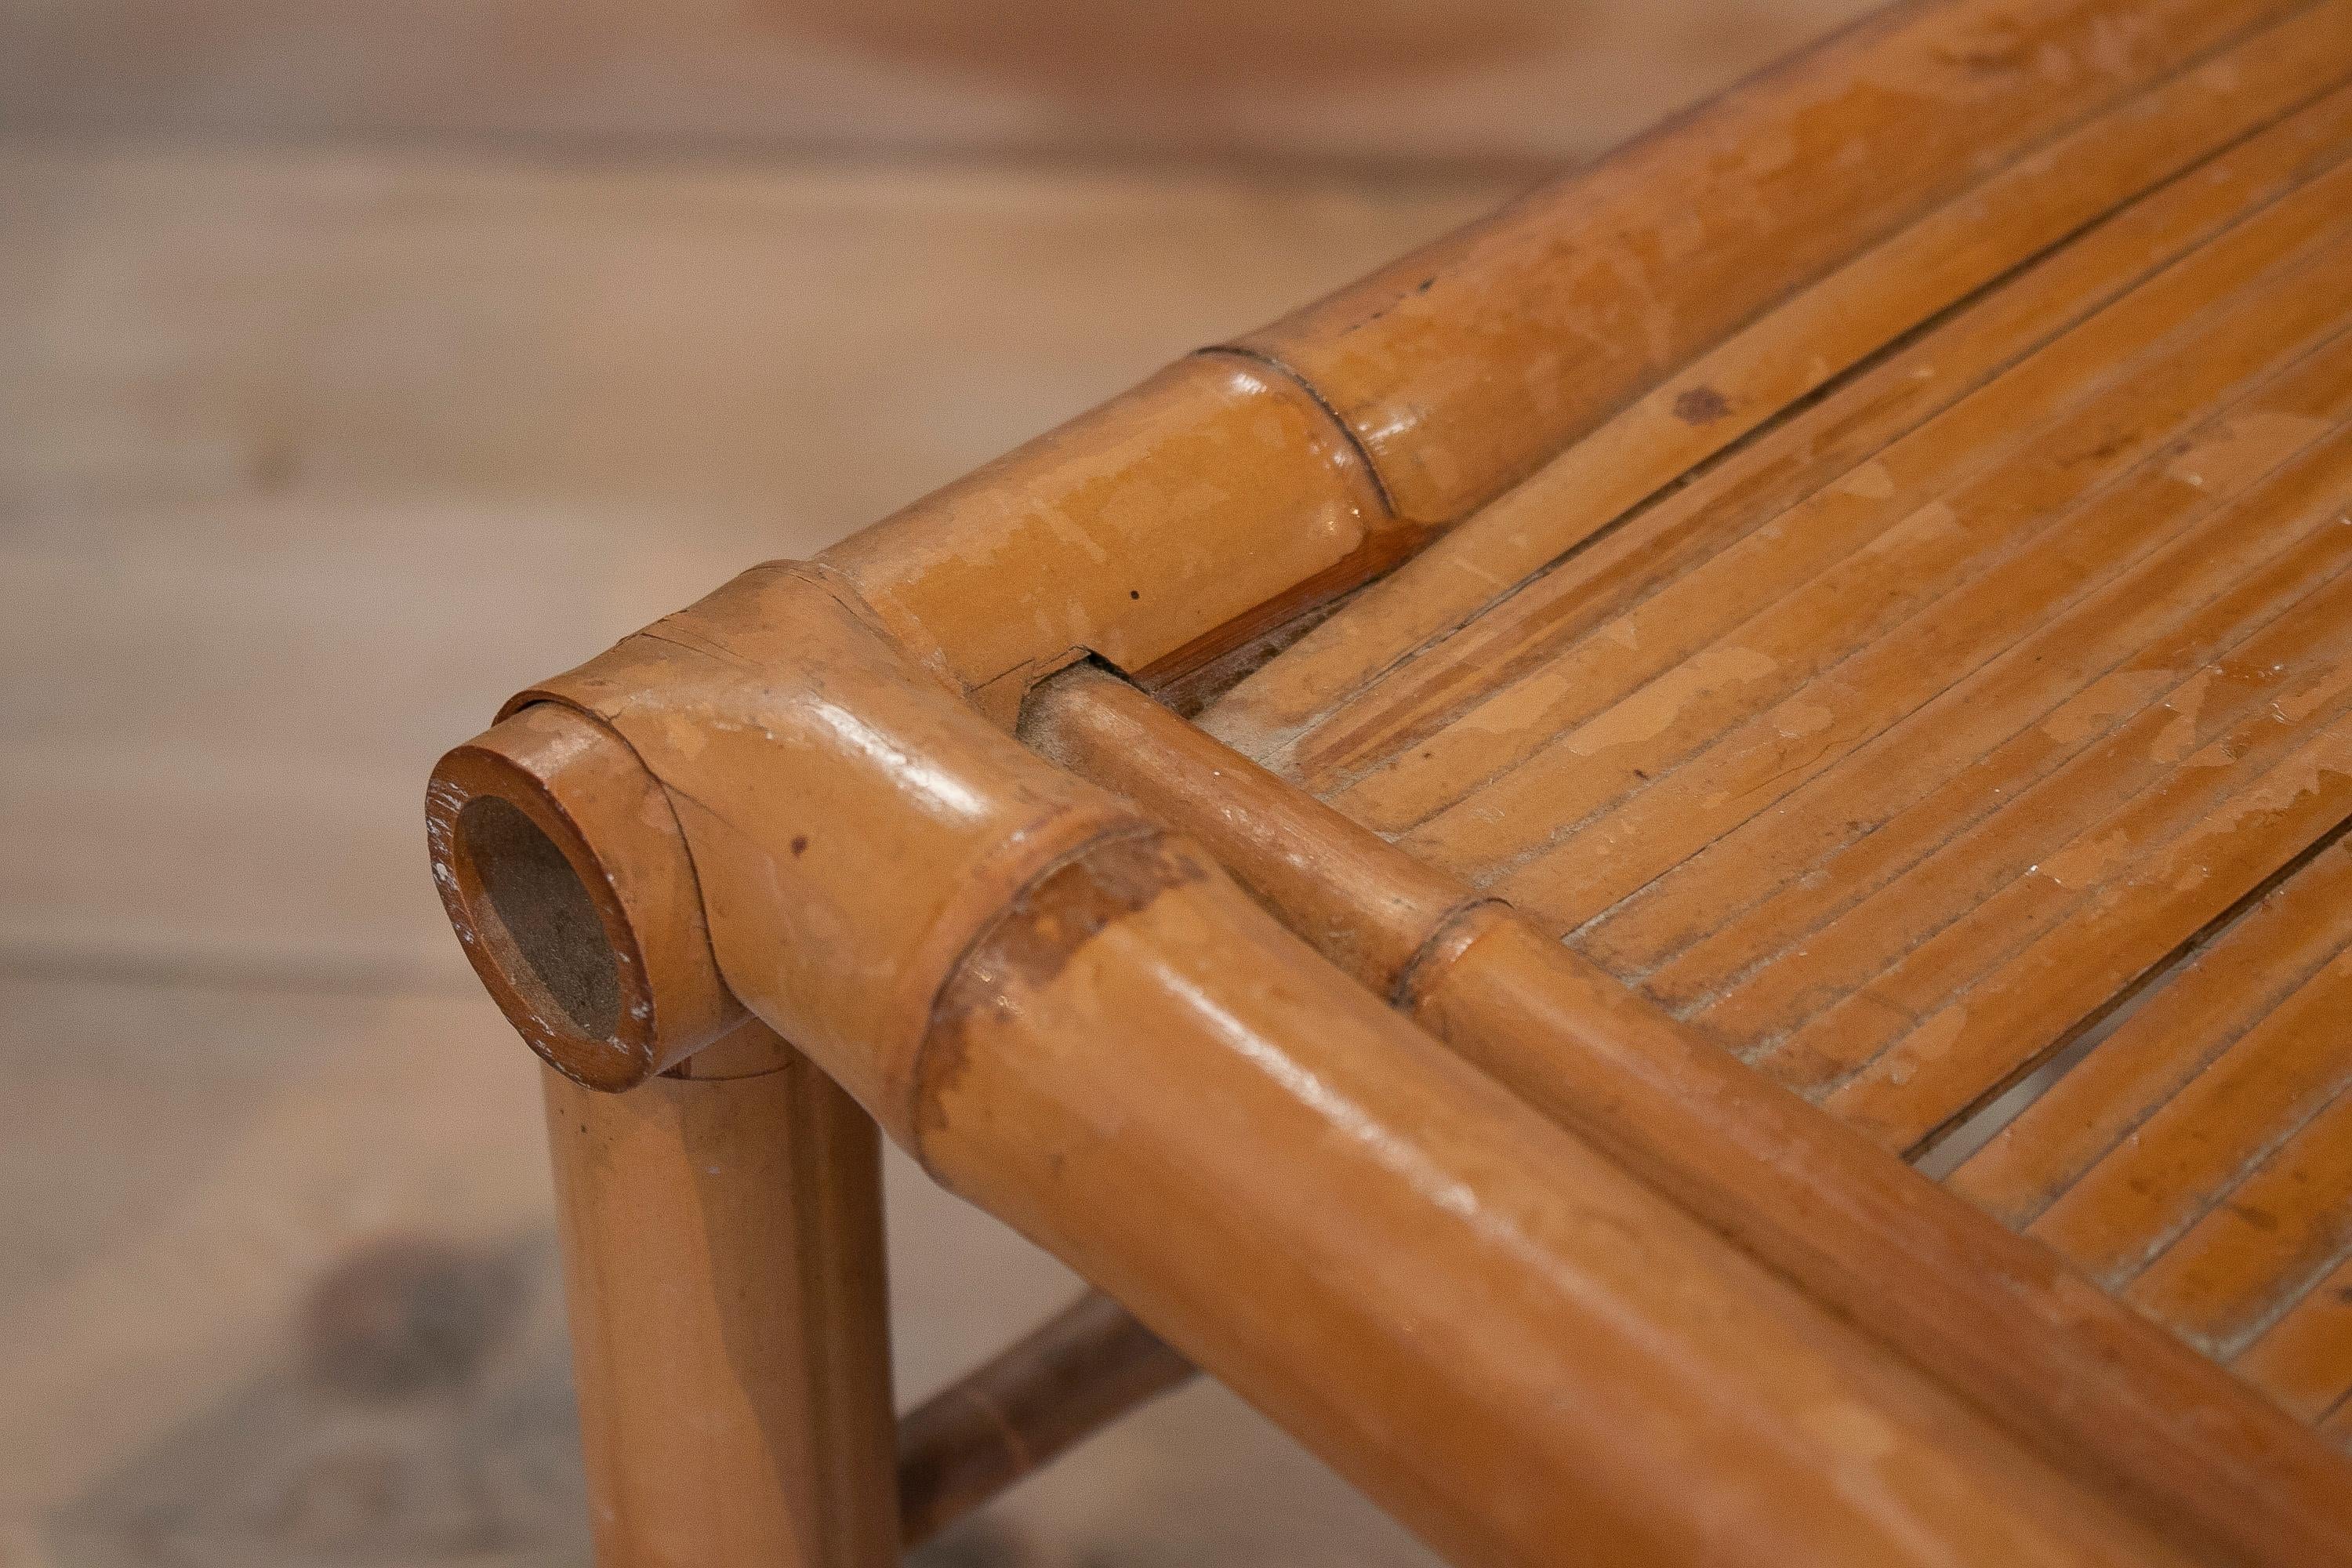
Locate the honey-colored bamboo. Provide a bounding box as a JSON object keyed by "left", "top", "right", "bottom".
{"left": 1207, "top": 0, "right": 2352, "bottom": 763}
{"left": 430, "top": 701, "right": 752, "bottom": 1089}
{"left": 910, "top": 844, "right": 2180, "bottom": 1568}
{"left": 1019, "top": 662, "right": 2352, "bottom": 1568}
{"left": 421, "top": 1, "right": 2352, "bottom": 1559}
{"left": 540, "top": 1034, "right": 899, "bottom": 1566}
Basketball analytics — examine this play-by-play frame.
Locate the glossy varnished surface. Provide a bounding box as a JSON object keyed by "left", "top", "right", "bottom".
{"left": 1208, "top": 0, "right": 2352, "bottom": 1449}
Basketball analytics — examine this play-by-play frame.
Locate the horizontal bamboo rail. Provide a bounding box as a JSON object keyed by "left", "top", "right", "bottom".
{"left": 896, "top": 1290, "right": 1193, "bottom": 1548}
{"left": 1023, "top": 662, "right": 2352, "bottom": 1568}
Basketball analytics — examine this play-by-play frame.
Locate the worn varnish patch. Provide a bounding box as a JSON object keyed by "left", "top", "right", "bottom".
{"left": 916, "top": 834, "right": 1207, "bottom": 1141}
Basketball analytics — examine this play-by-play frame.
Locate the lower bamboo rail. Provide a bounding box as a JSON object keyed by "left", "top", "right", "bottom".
{"left": 897, "top": 1290, "right": 1193, "bottom": 1548}
{"left": 1021, "top": 661, "right": 2352, "bottom": 1568}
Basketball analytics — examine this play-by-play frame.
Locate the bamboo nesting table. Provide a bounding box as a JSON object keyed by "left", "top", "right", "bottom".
{"left": 423, "top": 1, "right": 2352, "bottom": 1562}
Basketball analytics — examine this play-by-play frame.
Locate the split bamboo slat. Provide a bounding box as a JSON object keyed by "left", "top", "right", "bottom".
{"left": 422, "top": 0, "right": 2352, "bottom": 1562}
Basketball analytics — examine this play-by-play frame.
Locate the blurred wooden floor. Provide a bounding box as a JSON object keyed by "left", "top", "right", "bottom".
{"left": 0, "top": 3, "right": 1870, "bottom": 1562}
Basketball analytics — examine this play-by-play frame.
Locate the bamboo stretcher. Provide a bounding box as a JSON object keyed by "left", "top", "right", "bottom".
{"left": 424, "top": 0, "right": 2352, "bottom": 1561}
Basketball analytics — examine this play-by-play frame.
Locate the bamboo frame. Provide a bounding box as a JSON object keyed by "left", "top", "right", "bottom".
{"left": 420, "top": 1, "right": 2352, "bottom": 1561}
{"left": 441, "top": 569, "right": 2187, "bottom": 1565}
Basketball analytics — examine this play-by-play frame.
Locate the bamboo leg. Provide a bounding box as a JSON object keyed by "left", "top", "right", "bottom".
{"left": 541, "top": 1035, "right": 898, "bottom": 1567}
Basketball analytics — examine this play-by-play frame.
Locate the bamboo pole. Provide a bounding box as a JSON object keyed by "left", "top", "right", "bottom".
{"left": 896, "top": 1290, "right": 1192, "bottom": 1548}
{"left": 541, "top": 1034, "right": 899, "bottom": 1567}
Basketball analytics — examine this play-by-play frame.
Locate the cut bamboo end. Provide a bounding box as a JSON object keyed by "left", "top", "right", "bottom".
{"left": 426, "top": 700, "right": 746, "bottom": 1090}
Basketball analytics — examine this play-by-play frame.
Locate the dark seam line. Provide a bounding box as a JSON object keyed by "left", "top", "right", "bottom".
{"left": 1784, "top": 544, "right": 2352, "bottom": 1103}
{"left": 1394, "top": 205, "right": 2352, "bottom": 896}
{"left": 1904, "top": 805, "right": 2352, "bottom": 1165}
{"left": 2313, "top": 1377, "right": 2352, "bottom": 1431}
{"left": 1198, "top": 342, "right": 1398, "bottom": 520}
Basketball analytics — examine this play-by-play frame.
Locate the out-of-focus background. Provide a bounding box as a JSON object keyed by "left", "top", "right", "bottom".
{"left": 0, "top": 2, "right": 1871, "bottom": 1562}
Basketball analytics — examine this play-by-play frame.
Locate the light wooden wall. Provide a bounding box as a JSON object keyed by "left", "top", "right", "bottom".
{"left": 1, "top": 0, "right": 1872, "bottom": 168}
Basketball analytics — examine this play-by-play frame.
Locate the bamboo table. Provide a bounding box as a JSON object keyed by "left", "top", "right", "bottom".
{"left": 426, "top": 1, "right": 2352, "bottom": 1561}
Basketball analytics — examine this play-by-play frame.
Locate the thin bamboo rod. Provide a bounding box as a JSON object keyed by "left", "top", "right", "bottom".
{"left": 1019, "top": 660, "right": 2352, "bottom": 1568}
{"left": 896, "top": 1290, "right": 1194, "bottom": 1548}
